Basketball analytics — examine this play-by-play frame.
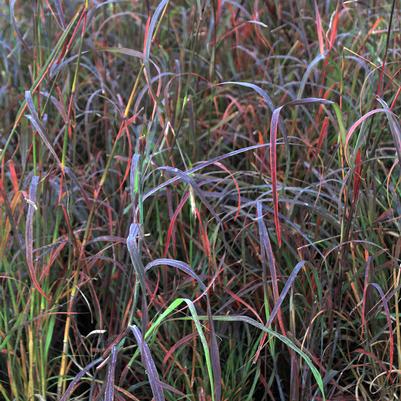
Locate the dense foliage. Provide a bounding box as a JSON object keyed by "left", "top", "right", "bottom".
{"left": 0, "top": 1, "right": 400, "bottom": 400}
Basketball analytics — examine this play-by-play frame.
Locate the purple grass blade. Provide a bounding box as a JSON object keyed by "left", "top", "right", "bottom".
{"left": 297, "top": 54, "right": 326, "bottom": 98}
{"left": 280, "top": 98, "right": 333, "bottom": 108}
{"left": 39, "top": 91, "right": 68, "bottom": 122}
{"left": 104, "top": 346, "right": 118, "bottom": 401}
{"left": 256, "top": 201, "right": 281, "bottom": 317}
{"left": 266, "top": 261, "right": 306, "bottom": 327}
{"left": 53, "top": 0, "right": 65, "bottom": 28}
{"left": 25, "top": 91, "right": 62, "bottom": 167}
{"left": 145, "top": 258, "right": 206, "bottom": 291}
{"left": 143, "top": 141, "right": 284, "bottom": 201}
{"left": 127, "top": 223, "right": 148, "bottom": 328}
{"left": 144, "top": 0, "right": 169, "bottom": 61}
{"left": 10, "top": 0, "right": 29, "bottom": 49}
{"left": 158, "top": 166, "right": 222, "bottom": 224}
{"left": 64, "top": 166, "right": 92, "bottom": 207}
{"left": 60, "top": 357, "right": 103, "bottom": 401}
{"left": 221, "top": 81, "right": 275, "bottom": 112}
{"left": 129, "top": 325, "right": 165, "bottom": 401}
{"left": 127, "top": 224, "right": 146, "bottom": 289}
{"left": 50, "top": 54, "right": 82, "bottom": 77}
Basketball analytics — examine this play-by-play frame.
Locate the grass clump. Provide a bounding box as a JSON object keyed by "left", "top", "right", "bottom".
{"left": 0, "top": 1, "right": 400, "bottom": 400}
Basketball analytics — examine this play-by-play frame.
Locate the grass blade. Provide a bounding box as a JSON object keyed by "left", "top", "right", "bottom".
{"left": 25, "top": 176, "right": 49, "bottom": 300}
{"left": 266, "top": 261, "right": 306, "bottom": 327}
{"left": 127, "top": 223, "right": 148, "bottom": 327}
{"left": 145, "top": 258, "right": 206, "bottom": 291}
{"left": 104, "top": 346, "right": 118, "bottom": 401}
{"left": 145, "top": 298, "right": 217, "bottom": 401}
{"left": 10, "top": 0, "right": 28, "bottom": 49}
{"left": 25, "top": 92, "right": 62, "bottom": 168}
{"left": 59, "top": 358, "right": 103, "bottom": 401}
{"left": 270, "top": 98, "right": 333, "bottom": 246}
{"left": 0, "top": 5, "right": 84, "bottom": 163}
{"left": 208, "top": 315, "right": 326, "bottom": 401}
{"left": 129, "top": 325, "right": 165, "bottom": 401}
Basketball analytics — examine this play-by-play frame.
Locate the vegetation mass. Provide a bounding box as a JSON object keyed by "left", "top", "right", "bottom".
{"left": 0, "top": 1, "right": 400, "bottom": 400}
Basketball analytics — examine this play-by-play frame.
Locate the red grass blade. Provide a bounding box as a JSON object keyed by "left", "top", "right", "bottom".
{"left": 352, "top": 150, "right": 362, "bottom": 204}
{"left": 195, "top": 207, "right": 212, "bottom": 260}
{"left": 316, "top": 116, "right": 330, "bottom": 156}
{"left": 212, "top": 162, "right": 241, "bottom": 221}
{"left": 163, "top": 333, "right": 195, "bottom": 365}
{"left": 270, "top": 106, "right": 283, "bottom": 246}
{"left": 328, "top": 5, "right": 340, "bottom": 51}
{"left": 8, "top": 160, "right": 19, "bottom": 193}
{"left": 345, "top": 108, "right": 386, "bottom": 162}
{"left": 226, "top": 288, "right": 263, "bottom": 324}
{"left": 164, "top": 191, "right": 190, "bottom": 257}
{"left": 314, "top": 0, "right": 325, "bottom": 55}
